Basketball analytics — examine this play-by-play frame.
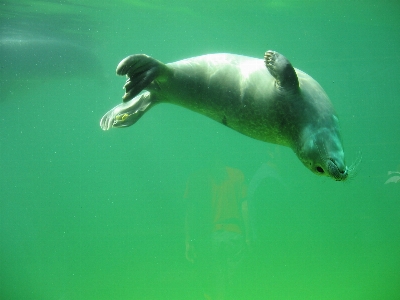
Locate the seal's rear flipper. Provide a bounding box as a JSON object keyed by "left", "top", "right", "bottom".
{"left": 264, "top": 51, "right": 299, "bottom": 92}
{"left": 116, "top": 54, "right": 163, "bottom": 102}
{"left": 100, "top": 91, "right": 153, "bottom": 130}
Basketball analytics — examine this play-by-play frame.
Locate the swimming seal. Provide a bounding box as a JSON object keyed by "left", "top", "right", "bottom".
{"left": 100, "top": 50, "right": 348, "bottom": 181}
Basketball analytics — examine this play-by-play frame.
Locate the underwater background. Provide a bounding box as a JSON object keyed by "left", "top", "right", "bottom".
{"left": 0, "top": 0, "right": 399, "bottom": 299}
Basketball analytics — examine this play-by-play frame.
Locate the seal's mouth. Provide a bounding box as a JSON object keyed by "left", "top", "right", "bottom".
{"left": 326, "top": 159, "right": 348, "bottom": 181}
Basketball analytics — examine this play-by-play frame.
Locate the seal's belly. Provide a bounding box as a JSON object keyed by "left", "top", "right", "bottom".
{"left": 155, "top": 60, "right": 290, "bottom": 146}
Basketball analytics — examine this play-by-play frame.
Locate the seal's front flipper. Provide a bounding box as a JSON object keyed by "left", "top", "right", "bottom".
{"left": 264, "top": 51, "right": 299, "bottom": 92}
{"left": 100, "top": 91, "right": 153, "bottom": 130}
{"left": 116, "top": 54, "right": 163, "bottom": 102}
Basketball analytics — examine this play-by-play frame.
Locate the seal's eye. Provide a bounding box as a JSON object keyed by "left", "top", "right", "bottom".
{"left": 316, "top": 166, "right": 324, "bottom": 173}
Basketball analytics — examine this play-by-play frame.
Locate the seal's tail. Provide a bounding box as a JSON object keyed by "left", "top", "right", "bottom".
{"left": 116, "top": 54, "right": 163, "bottom": 102}
{"left": 100, "top": 91, "right": 153, "bottom": 130}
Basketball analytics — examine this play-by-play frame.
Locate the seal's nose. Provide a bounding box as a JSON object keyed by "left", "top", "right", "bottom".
{"left": 326, "top": 158, "right": 348, "bottom": 181}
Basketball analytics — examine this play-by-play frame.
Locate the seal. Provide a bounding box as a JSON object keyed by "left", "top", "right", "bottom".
{"left": 100, "top": 51, "right": 348, "bottom": 181}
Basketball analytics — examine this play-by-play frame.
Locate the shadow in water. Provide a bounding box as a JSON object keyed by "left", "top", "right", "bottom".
{"left": 0, "top": 0, "right": 104, "bottom": 101}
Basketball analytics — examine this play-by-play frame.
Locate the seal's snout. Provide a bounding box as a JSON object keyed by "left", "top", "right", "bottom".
{"left": 327, "top": 159, "right": 348, "bottom": 181}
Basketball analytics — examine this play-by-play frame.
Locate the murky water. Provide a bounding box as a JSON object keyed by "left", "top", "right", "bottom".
{"left": 1, "top": 1, "right": 399, "bottom": 299}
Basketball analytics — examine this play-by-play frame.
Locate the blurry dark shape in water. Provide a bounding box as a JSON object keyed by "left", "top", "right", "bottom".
{"left": 0, "top": 27, "right": 103, "bottom": 100}
{"left": 385, "top": 171, "right": 400, "bottom": 184}
{"left": 0, "top": 0, "right": 104, "bottom": 101}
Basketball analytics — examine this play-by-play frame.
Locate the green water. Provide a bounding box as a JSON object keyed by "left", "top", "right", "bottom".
{"left": 1, "top": 1, "right": 399, "bottom": 299}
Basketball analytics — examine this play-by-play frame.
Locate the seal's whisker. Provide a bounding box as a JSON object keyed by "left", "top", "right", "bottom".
{"left": 348, "top": 150, "right": 362, "bottom": 180}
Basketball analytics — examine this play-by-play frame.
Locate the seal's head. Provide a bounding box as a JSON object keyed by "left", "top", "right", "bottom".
{"left": 263, "top": 50, "right": 349, "bottom": 180}
{"left": 296, "top": 122, "right": 348, "bottom": 181}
